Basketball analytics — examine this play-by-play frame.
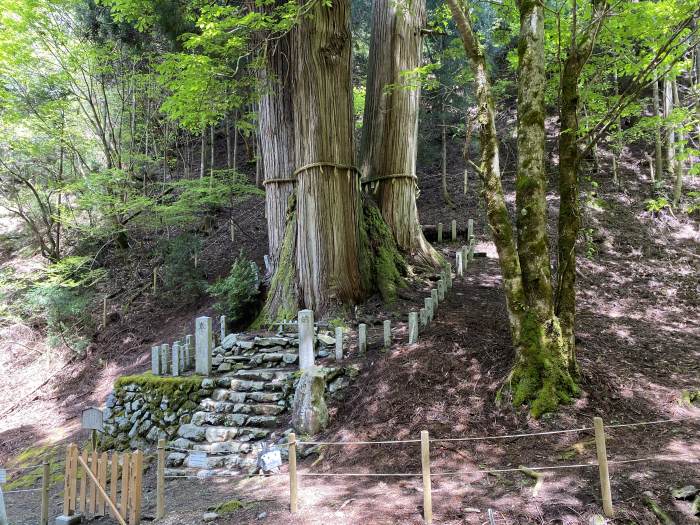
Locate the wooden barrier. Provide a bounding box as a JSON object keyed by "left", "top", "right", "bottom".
{"left": 421, "top": 430, "right": 433, "bottom": 524}
{"left": 62, "top": 444, "right": 143, "bottom": 525}
{"left": 289, "top": 433, "right": 298, "bottom": 513}
{"left": 594, "top": 417, "right": 614, "bottom": 517}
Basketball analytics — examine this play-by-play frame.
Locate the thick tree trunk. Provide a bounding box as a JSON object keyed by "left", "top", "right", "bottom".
{"left": 259, "top": 35, "right": 297, "bottom": 275}
{"left": 291, "top": 0, "right": 365, "bottom": 312}
{"left": 359, "top": 0, "right": 439, "bottom": 265}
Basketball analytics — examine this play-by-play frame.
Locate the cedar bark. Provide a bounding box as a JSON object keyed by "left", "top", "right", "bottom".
{"left": 291, "top": 0, "right": 364, "bottom": 312}
{"left": 359, "top": 0, "right": 439, "bottom": 265}
{"left": 259, "top": 35, "right": 296, "bottom": 273}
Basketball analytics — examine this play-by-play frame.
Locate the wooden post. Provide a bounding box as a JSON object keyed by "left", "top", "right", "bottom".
{"left": 424, "top": 297, "right": 433, "bottom": 323}
{"left": 102, "top": 296, "right": 107, "bottom": 329}
{"left": 152, "top": 267, "right": 158, "bottom": 295}
{"left": 120, "top": 453, "right": 131, "bottom": 517}
{"left": 129, "top": 450, "right": 143, "bottom": 525}
{"left": 419, "top": 308, "right": 427, "bottom": 328}
{"left": 467, "top": 218, "right": 474, "bottom": 241}
{"left": 421, "top": 430, "right": 433, "bottom": 524}
{"left": 79, "top": 449, "right": 88, "bottom": 513}
{"left": 97, "top": 452, "right": 108, "bottom": 516}
{"left": 437, "top": 223, "right": 443, "bottom": 243}
{"left": 431, "top": 289, "right": 439, "bottom": 313}
{"left": 230, "top": 218, "right": 235, "bottom": 243}
{"left": 289, "top": 433, "right": 298, "bottom": 513}
{"left": 334, "top": 327, "right": 343, "bottom": 362}
{"left": 62, "top": 445, "right": 72, "bottom": 515}
{"left": 456, "top": 251, "right": 464, "bottom": 277}
{"left": 383, "top": 320, "right": 392, "bottom": 349}
{"left": 40, "top": 461, "right": 49, "bottom": 525}
{"left": 358, "top": 324, "right": 367, "bottom": 354}
{"left": 594, "top": 417, "right": 614, "bottom": 517}
{"left": 109, "top": 453, "right": 118, "bottom": 519}
{"left": 438, "top": 279, "right": 445, "bottom": 301}
{"left": 156, "top": 439, "right": 165, "bottom": 519}
{"left": 89, "top": 449, "right": 98, "bottom": 513}
{"left": 451, "top": 219, "right": 457, "bottom": 241}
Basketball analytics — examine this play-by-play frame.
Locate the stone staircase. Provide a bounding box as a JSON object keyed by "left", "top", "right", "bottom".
{"left": 165, "top": 336, "right": 300, "bottom": 474}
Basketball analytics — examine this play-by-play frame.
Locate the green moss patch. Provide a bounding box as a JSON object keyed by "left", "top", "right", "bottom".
{"left": 5, "top": 445, "right": 64, "bottom": 490}
{"left": 211, "top": 499, "right": 254, "bottom": 514}
{"left": 114, "top": 373, "right": 202, "bottom": 395}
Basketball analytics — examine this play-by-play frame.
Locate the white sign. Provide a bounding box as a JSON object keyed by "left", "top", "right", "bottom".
{"left": 0, "top": 469, "right": 6, "bottom": 484}
{"left": 81, "top": 407, "right": 104, "bottom": 432}
{"left": 187, "top": 451, "right": 208, "bottom": 469}
{"left": 258, "top": 447, "right": 282, "bottom": 472}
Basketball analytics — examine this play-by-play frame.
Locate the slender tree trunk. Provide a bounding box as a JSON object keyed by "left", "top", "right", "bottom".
{"left": 359, "top": 0, "right": 439, "bottom": 265}
{"left": 440, "top": 113, "right": 454, "bottom": 207}
{"left": 226, "top": 114, "right": 232, "bottom": 169}
{"left": 672, "top": 79, "right": 684, "bottom": 206}
{"left": 664, "top": 76, "right": 675, "bottom": 172}
{"left": 652, "top": 77, "right": 664, "bottom": 181}
{"left": 200, "top": 129, "right": 206, "bottom": 179}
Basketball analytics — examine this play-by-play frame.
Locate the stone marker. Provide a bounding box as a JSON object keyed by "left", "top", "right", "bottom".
{"left": 437, "top": 222, "right": 443, "bottom": 243}
{"left": 195, "top": 316, "right": 212, "bottom": 375}
{"left": 298, "top": 309, "right": 315, "bottom": 370}
{"left": 456, "top": 251, "right": 464, "bottom": 277}
{"left": 172, "top": 342, "right": 181, "bottom": 376}
{"left": 219, "top": 315, "right": 226, "bottom": 343}
{"left": 383, "top": 320, "right": 392, "bottom": 348}
{"left": 408, "top": 312, "right": 419, "bottom": 343}
{"left": 160, "top": 343, "right": 170, "bottom": 375}
{"left": 467, "top": 218, "right": 474, "bottom": 241}
{"left": 358, "top": 323, "right": 367, "bottom": 354}
{"left": 151, "top": 346, "right": 161, "bottom": 375}
{"left": 291, "top": 367, "right": 328, "bottom": 435}
{"left": 438, "top": 279, "right": 445, "bottom": 301}
{"left": 451, "top": 219, "right": 457, "bottom": 241}
{"left": 461, "top": 245, "right": 469, "bottom": 269}
{"left": 335, "top": 327, "right": 343, "bottom": 362}
{"left": 176, "top": 341, "right": 185, "bottom": 371}
{"left": 419, "top": 307, "right": 427, "bottom": 328}
{"left": 431, "top": 288, "right": 439, "bottom": 312}
{"left": 424, "top": 297, "right": 433, "bottom": 322}
{"left": 468, "top": 240, "right": 475, "bottom": 261}
{"left": 185, "top": 335, "right": 193, "bottom": 369}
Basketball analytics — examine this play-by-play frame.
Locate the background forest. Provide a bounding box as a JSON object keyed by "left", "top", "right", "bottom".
{"left": 0, "top": 0, "right": 698, "bottom": 522}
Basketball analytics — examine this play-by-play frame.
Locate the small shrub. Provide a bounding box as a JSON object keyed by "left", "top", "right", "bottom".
{"left": 158, "top": 234, "right": 205, "bottom": 303}
{"left": 645, "top": 196, "right": 670, "bottom": 215}
{"left": 207, "top": 253, "right": 260, "bottom": 325}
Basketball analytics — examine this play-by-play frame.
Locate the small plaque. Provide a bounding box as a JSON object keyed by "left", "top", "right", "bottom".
{"left": 258, "top": 447, "right": 282, "bottom": 472}
{"left": 0, "top": 469, "right": 6, "bottom": 483}
{"left": 187, "top": 451, "right": 208, "bottom": 469}
{"left": 81, "top": 407, "right": 104, "bottom": 432}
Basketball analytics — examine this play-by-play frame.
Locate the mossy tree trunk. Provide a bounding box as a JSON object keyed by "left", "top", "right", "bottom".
{"left": 359, "top": 0, "right": 440, "bottom": 266}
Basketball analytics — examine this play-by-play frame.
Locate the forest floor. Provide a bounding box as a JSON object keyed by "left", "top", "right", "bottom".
{"left": 1, "top": 151, "right": 699, "bottom": 523}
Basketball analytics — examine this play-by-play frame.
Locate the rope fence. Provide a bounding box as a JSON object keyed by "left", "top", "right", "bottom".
{"left": 152, "top": 415, "right": 699, "bottom": 523}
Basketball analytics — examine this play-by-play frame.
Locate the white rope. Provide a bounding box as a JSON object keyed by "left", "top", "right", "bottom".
{"left": 298, "top": 438, "right": 420, "bottom": 446}
{"left": 604, "top": 416, "right": 700, "bottom": 429}
{"left": 431, "top": 427, "right": 594, "bottom": 443}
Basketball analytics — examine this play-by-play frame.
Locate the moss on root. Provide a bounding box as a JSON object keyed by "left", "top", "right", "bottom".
{"left": 255, "top": 196, "right": 299, "bottom": 325}
{"left": 506, "top": 312, "right": 579, "bottom": 417}
{"left": 360, "top": 196, "right": 407, "bottom": 302}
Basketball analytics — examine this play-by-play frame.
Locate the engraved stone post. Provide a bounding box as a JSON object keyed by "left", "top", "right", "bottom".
{"left": 298, "top": 309, "right": 315, "bottom": 370}
{"left": 467, "top": 218, "right": 474, "bottom": 241}
{"left": 185, "top": 334, "right": 193, "bottom": 369}
{"left": 438, "top": 279, "right": 445, "bottom": 301}
{"left": 335, "top": 326, "right": 343, "bottom": 362}
{"left": 219, "top": 315, "right": 226, "bottom": 344}
{"left": 424, "top": 297, "right": 433, "bottom": 323}
{"left": 151, "top": 346, "right": 161, "bottom": 375}
{"left": 420, "top": 308, "right": 427, "bottom": 328}
{"left": 451, "top": 219, "right": 457, "bottom": 241}
{"left": 431, "top": 288, "right": 439, "bottom": 312}
{"left": 195, "top": 316, "right": 212, "bottom": 375}
{"left": 456, "top": 251, "right": 464, "bottom": 277}
{"left": 171, "top": 342, "right": 180, "bottom": 377}
{"left": 383, "top": 320, "right": 392, "bottom": 349}
{"left": 160, "top": 343, "right": 170, "bottom": 375}
{"left": 437, "top": 222, "right": 443, "bottom": 243}
{"left": 408, "top": 312, "right": 419, "bottom": 344}
{"left": 358, "top": 323, "right": 367, "bottom": 354}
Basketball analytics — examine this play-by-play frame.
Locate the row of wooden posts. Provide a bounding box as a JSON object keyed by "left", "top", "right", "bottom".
{"left": 287, "top": 417, "right": 615, "bottom": 523}
{"left": 62, "top": 444, "right": 144, "bottom": 525}
{"left": 436, "top": 217, "right": 474, "bottom": 244}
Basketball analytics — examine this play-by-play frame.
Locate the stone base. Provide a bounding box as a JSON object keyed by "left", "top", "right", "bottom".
{"left": 55, "top": 515, "right": 83, "bottom": 524}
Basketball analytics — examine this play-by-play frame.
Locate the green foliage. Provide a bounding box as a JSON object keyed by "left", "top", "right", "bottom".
{"left": 645, "top": 196, "right": 670, "bottom": 214}
{"left": 24, "top": 256, "right": 106, "bottom": 351}
{"left": 158, "top": 234, "right": 205, "bottom": 303}
{"left": 207, "top": 252, "right": 260, "bottom": 324}
{"left": 683, "top": 191, "right": 700, "bottom": 216}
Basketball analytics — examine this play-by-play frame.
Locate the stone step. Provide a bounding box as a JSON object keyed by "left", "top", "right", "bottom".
{"left": 210, "top": 389, "right": 286, "bottom": 404}
{"left": 231, "top": 368, "right": 296, "bottom": 382}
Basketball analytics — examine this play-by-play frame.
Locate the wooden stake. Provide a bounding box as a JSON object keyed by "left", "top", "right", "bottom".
{"left": 152, "top": 267, "right": 158, "bottom": 295}
{"left": 40, "top": 461, "right": 49, "bottom": 525}
{"left": 89, "top": 449, "right": 98, "bottom": 514}
{"left": 62, "top": 445, "right": 72, "bottom": 515}
{"left": 156, "top": 439, "right": 165, "bottom": 519}
{"left": 79, "top": 449, "right": 88, "bottom": 513}
{"left": 289, "top": 433, "right": 298, "bottom": 513}
{"left": 120, "top": 453, "right": 131, "bottom": 517}
{"left": 129, "top": 450, "right": 143, "bottom": 525}
{"left": 594, "top": 417, "right": 614, "bottom": 517}
{"left": 109, "top": 453, "right": 119, "bottom": 519}
{"left": 97, "top": 452, "right": 108, "bottom": 516}
{"left": 102, "top": 296, "right": 107, "bottom": 329}
{"left": 421, "top": 430, "right": 433, "bottom": 524}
